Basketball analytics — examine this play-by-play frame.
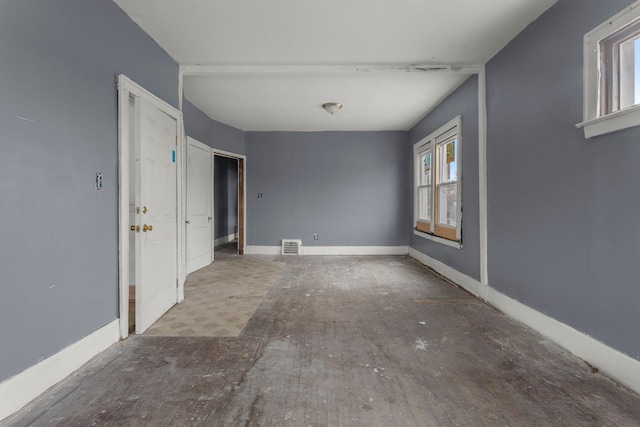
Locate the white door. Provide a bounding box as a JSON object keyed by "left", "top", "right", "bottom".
{"left": 187, "top": 137, "right": 213, "bottom": 274}
{"left": 135, "top": 98, "right": 178, "bottom": 333}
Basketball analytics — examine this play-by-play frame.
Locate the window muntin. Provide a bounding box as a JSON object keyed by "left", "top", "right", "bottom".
{"left": 414, "top": 116, "right": 462, "bottom": 243}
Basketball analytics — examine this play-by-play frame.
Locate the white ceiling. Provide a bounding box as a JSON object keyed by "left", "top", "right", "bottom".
{"left": 113, "top": 0, "right": 557, "bottom": 131}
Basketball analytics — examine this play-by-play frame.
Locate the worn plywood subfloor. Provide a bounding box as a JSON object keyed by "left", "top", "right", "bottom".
{"left": 145, "top": 243, "right": 285, "bottom": 337}
{"left": 5, "top": 255, "right": 640, "bottom": 426}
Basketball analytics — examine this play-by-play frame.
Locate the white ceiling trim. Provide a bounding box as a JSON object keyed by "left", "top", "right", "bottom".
{"left": 181, "top": 64, "right": 484, "bottom": 76}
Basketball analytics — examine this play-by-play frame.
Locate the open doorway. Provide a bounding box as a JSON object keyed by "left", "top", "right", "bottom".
{"left": 213, "top": 151, "right": 245, "bottom": 256}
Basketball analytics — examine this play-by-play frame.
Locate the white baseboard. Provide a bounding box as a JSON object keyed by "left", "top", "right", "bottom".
{"left": 409, "top": 247, "right": 640, "bottom": 395}
{"left": 409, "top": 247, "right": 482, "bottom": 296}
{"left": 486, "top": 287, "right": 640, "bottom": 394}
{"left": 0, "top": 319, "right": 120, "bottom": 422}
{"left": 214, "top": 233, "right": 237, "bottom": 247}
{"left": 246, "top": 245, "right": 281, "bottom": 255}
{"left": 303, "top": 246, "right": 408, "bottom": 255}
{"left": 246, "top": 245, "right": 409, "bottom": 256}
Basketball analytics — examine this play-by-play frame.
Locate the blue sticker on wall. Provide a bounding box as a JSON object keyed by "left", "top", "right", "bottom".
{"left": 172, "top": 150, "right": 176, "bottom": 163}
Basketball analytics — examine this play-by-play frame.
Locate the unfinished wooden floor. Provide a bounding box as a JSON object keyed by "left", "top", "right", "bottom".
{"left": 5, "top": 249, "right": 640, "bottom": 426}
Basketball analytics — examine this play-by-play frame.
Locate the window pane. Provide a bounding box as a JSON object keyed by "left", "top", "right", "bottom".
{"left": 603, "top": 22, "right": 640, "bottom": 112}
{"left": 418, "top": 186, "right": 431, "bottom": 221}
{"left": 635, "top": 37, "right": 640, "bottom": 104}
{"left": 420, "top": 151, "right": 431, "bottom": 186}
{"left": 437, "top": 184, "right": 457, "bottom": 227}
{"left": 438, "top": 139, "right": 457, "bottom": 184}
{"left": 413, "top": 116, "right": 461, "bottom": 242}
{"left": 619, "top": 35, "right": 640, "bottom": 109}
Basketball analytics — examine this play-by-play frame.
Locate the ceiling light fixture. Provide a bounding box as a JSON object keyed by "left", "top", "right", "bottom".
{"left": 322, "top": 102, "right": 343, "bottom": 115}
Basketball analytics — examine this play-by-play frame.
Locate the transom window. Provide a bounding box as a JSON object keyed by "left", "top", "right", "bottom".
{"left": 414, "top": 116, "right": 462, "bottom": 243}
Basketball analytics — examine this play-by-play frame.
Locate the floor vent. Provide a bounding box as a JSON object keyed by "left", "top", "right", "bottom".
{"left": 281, "top": 239, "right": 302, "bottom": 255}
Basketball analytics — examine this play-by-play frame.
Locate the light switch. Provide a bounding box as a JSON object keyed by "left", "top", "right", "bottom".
{"left": 95, "top": 173, "right": 103, "bottom": 190}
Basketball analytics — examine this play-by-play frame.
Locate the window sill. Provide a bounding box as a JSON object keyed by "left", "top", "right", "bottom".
{"left": 576, "top": 104, "right": 640, "bottom": 138}
{"left": 413, "top": 229, "right": 462, "bottom": 249}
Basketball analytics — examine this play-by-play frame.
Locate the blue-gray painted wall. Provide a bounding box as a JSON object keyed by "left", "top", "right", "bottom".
{"left": 214, "top": 156, "right": 239, "bottom": 240}
{"left": 183, "top": 98, "right": 246, "bottom": 155}
{"left": 485, "top": 0, "right": 640, "bottom": 360}
{"left": 183, "top": 98, "right": 214, "bottom": 146}
{"left": 245, "top": 132, "right": 410, "bottom": 247}
{"left": 212, "top": 120, "right": 245, "bottom": 156}
{"left": 0, "top": 0, "right": 178, "bottom": 382}
{"left": 409, "top": 76, "right": 480, "bottom": 281}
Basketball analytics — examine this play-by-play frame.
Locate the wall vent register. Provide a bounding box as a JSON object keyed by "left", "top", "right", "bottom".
{"left": 281, "top": 239, "right": 302, "bottom": 255}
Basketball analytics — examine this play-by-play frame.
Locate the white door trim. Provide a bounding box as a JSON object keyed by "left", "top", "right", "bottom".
{"left": 213, "top": 148, "right": 244, "bottom": 159}
{"left": 212, "top": 149, "right": 247, "bottom": 255}
{"left": 117, "top": 75, "right": 186, "bottom": 339}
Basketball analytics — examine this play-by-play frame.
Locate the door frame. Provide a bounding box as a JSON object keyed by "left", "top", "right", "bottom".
{"left": 117, "top": 75, "right": 186, "bottom": 339}
{"left": 213, "top": 148, "right": 246, "bottom": 255}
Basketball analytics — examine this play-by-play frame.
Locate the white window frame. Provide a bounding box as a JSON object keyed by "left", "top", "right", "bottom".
{"left": 578, "top": 1, "right": 640, "bottom": 138}
{"left": 413, "top": 115, "right": 462, "bottom": 249}
{"left": 416, "top": 147, "right": 433, "bottom": 224}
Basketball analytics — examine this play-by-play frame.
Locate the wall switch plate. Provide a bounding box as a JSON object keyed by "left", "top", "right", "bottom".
{"left": 95, "top": 173, "right": 103, "bottom": 190}
{"left": 314, "top": 233, "right": 319, "bottom": 240}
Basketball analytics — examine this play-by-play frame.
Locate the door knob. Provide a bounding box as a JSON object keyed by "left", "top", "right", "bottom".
{"left": 185, "top": 220, "right": 191, "bottom": 224}
{"left": 130, "top": 225, "right": 140, "bottom": 232}
{"left": 143, "top": 224, "right": 153, "bottom": 232}
{"left": 208, "top": 217, "right": 212, "bottom": 222}
{"left": 142, "top": 206, "right": 148, "bottom": 214}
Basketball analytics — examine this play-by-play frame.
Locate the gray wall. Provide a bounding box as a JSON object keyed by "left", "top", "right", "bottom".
{"left": 409, "top": 76, "right": 480, "bottom": 281}
{"left": 182, "top": 98, "right": 246, "bottom": 155}
{"left": 212, "top": 120, "right": 245, "bottom": 156}
{"left": 245, "top": 132, "right": 410, "bottom": 247}
{"left": 0, "top": 0, "right": 178, "bottom": 382}
{"left": 183, "top": 98, "right": 214, "bottom": 145}
{"left": 486, "top": 0, "right": 640, "bottom": 360}
{"left": 214, "top": 156, "right": 239, "bottom": 240}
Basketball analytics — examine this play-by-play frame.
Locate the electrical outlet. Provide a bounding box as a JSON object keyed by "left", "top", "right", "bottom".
{"left": 257, "top": 193, "right": 263, "bottom": 199}
{"left": 95, "top": 173, "right": 103, "bottom": 190}
{"left": 313, "top": 233, "right": 319, "bottom": 240}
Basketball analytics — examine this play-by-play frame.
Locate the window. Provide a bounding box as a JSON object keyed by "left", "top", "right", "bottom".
{"left": 578, "top": 1, "right": 640, "bottom": 138}
{"left": 414, "top": 116, "right": 462, "bottom": 246}
{"left": 600, "top": 18, "right": 640, "bottom": 114}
